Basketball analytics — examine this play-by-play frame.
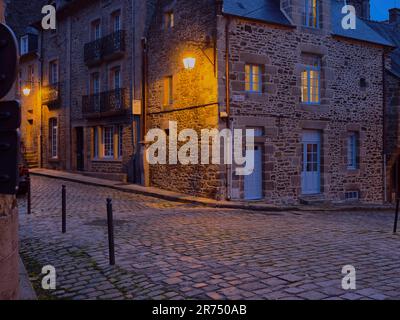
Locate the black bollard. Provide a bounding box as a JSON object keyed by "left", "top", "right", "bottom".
{"left": 27, "top": 174, "right": 31, "bottom": 215}
{"left": 394, "top": 197, "right": 399, "bottom": 234}
{"left": 62, "top": 185, "right": 66, "bottom": 233}
{"left": 107, "top": 198, "right": 115, "bottom": 265}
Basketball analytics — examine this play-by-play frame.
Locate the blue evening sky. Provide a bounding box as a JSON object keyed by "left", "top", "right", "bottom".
{"left": 370, "top": 0, "right": 400, "bottom": 21}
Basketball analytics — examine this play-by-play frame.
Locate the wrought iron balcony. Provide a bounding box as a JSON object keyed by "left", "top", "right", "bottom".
{"left": 42, "top": 83, "right": 60, "bottom": 107}
{"left": 84, "top": 38, "right": 102, "bottom": 66}
{"left": 102, "top": 30, "right": 125, "bottom": 61}
{"left": 83, "top": 30, "right": 126, "bottom": 66}
{"left": 82, "top": 88, "right": 128, "bottom": 117}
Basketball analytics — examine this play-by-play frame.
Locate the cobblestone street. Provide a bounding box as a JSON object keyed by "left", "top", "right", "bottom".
{"left": 18, "top": 176, "right": 400, "bottom": 300}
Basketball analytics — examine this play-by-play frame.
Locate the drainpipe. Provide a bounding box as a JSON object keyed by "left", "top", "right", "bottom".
{"left": 140, "top": 36, "right": 148, "bottom": 186}
{"left": 382, "top": 51, "right": 387, "bottom": 202}
{"left": 225, "top": 16, "right": 232, "bottom": 200}
{"left": 39, "top": 28, "right": 44, "bottom": 168}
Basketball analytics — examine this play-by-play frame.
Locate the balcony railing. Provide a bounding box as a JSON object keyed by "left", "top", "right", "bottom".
{"left": 84, "top": 30, "right": 125, "bottom": 66}
{"left": 42, "top": 83, "right": 60, "bottom": 106}
{"left": 82, "top": 88, "right": 128, "bottom": 117}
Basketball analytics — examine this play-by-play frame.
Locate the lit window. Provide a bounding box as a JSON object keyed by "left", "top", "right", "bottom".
{"left": 304, "top": 0, "right": 319, "bottom": 28}
{"left": 103, "top": 126, "right": 114, "bottom": 158}
{"left": 164, "top": 12, "right": 174, "bottom": 29}
{"left": 20, "top": 35, "right": 29, "bottom": 55}
{"left": 163, "top": 76, "right": 173, "bottom": 106}
{"left": 245, "top": 64, "right": 262, "bottom": 93}
{"left": 49, "top": 60, "right": 58, "bottom": 85}
{"left": 118, "top": 126, "right": 123, "bottom": 158}
{"left": 301, "top": 58, "right": 320, "bottom": 104}
{"left": 347, "top": 132, "right": 359, "bottom": 170}
{"left": 93, "top": 127, "right": 99, "bottom": 159}
{"left": 49, "top": 118, "right": 58, "bottom": 159}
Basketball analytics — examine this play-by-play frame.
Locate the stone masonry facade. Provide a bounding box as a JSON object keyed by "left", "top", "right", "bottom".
{"left": 8, "top": 0, "right": 400, "bottom": 205}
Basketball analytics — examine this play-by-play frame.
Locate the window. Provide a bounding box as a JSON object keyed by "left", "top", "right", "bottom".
{"left": 111, "top": 67, "right": 121, "bottom": 90}
{"left": 49, "top": 60, "right": 58, "bottom": 85}
{"left": 164, "top": 11, "right": 174, "bottom": 29}
{"left": 103, "top": 126, "right": 114, "bottom": 158}
{"left": 304, "top": 0, "right": 319, "bottom": 28}
{"left": 301, "top": 55, "right": 321, "bottom": 104}
{"left": 28, "top": 65, "right": 34, "bottom": 89}
{"left": 163, "top": 76, "right": 173, "bottom": 106}
{"left": 93, "top": 127, "right": 99, "bottom": 159}
{"left": 111, "top": 11, "right": 121, "bottom": 32}
{"left": 91, "top": 72, "right": 100, "bottom": 94}
{"left": 245, "top": 64, "right": 262, "bottom": 93}
{"left": 20, "top": 35, "right": 29, "bottom": 55}
{"left": 118, "top": 126, "right": 123, "bottom": 158}
{"left": 91, "top": 19, "right": 101, "bottom": 40}
{"left": 347, "top": 132, "right": 359, "bottom": 170}
{"left": 49, "top": 118, "right": 58, "bottom": 159}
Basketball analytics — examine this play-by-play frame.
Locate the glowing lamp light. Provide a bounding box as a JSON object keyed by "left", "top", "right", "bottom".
{"left": 183, "top": 57, "right": 196, "bottom": 70}
{"left": 22, "top": 87, "right": 31, "bottom": 96}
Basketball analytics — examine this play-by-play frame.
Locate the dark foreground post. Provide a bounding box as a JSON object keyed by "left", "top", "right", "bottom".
{"left": 62, "top": 185, "right": 66, "bottom": 233}
{"left": 394, "top": 197, "right": 400, "bottom": 234}
{"left": 107, "top": 198, "right": 115, "bottom": 265}
{"left": 27, "top": 174, "right": 31, "bottom": 215}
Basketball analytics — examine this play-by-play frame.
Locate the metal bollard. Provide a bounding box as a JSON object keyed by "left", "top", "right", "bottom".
{"left": 62, "top": 185, "right": 66, "bottom": 233}
{"left": 107, "top": 198, "right": 115, "bottom": 265}
{"left": 394, "top": 197, "right": 399, "bottom": 234}
{"left": 27, "top": 174, "right": 31, "bottom": 215}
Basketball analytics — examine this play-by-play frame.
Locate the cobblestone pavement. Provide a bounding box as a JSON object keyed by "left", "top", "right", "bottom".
{"left": 18, "top": 176, "right": 400, "bottom": 300}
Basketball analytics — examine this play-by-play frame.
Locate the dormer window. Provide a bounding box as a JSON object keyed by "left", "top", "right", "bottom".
{"left": 304, "top": 0, "right": 320, "bottom": 28}
{"left": 20, "top": 35, "right": 29, "bottom": 55}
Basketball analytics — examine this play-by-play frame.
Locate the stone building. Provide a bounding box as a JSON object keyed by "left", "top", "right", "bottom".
{"left": 368, "top": 8, "right": 400, "bottom": 202}
{"left": 5, "top": 0, "right": 48, "bottom": 168}
{"left": 8, "top": 0, "right": 400, "bottom": 205}
{"left": 8, "top": 0, "right": 156, "bottom": 182}
{"left": 145, "top": 0, "right": 394, "bottom": 204}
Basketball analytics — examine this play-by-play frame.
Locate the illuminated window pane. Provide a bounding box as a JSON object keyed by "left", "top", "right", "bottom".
{"left": 245, "top": 64, "right": 262, "bottom": 93}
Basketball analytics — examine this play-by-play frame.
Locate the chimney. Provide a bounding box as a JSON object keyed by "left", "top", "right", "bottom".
{"left": 347, "top": 0, "right": 370, "bottom": 20}
{"left": 389, "top": 8, "right": 400, "bottom": 25}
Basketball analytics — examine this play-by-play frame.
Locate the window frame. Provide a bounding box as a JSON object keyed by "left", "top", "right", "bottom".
{"left": 164, "top": 11, "right": 174, "bottom": 30}
{"left": 91, "top": 19, "right": 102, "bottom": 41}
{"left": 49, "top": 118, "right": 58, "bottom": 159}
{"left": 111, "top": 10, "right": 121, "bottom": 33}
{"left": 118, "top": 125, "right": 123, "bottom": 159}
{"left": 20, "top": 35, "right": 29, "bottom": 55}
{"left": 91, "top": 72, "right": 101, "bottom": 94}
{"left": 163, "top": 76, "right": 173, "bottom": 106}
{"left": 245, "top": 64, "right": 262, "bottom": 93}
{"left": 103, "top": 126, "right": 114, "bottom": 159}
{"left": 93, "top": 127, "right": 99, "bottom": 159}
{"left": 347, "top": 132, "right": 359, "bottom": 170}
{"left": 301, "top": 62, "right": 321, "bottom": 105}
{"left": 49, "top": 60, "right": 58, "bottom": 85}
{"left": 304, "top": 0, "right": 320, "bottom": 29}
{"left": 111, "top": 67, "right": 121, "bottom": 90}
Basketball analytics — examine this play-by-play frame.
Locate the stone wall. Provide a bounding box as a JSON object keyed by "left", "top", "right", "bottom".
{"left": 221, "top": 16, "right": 385, "bottom": 204}
{"left": 146, "top": 0, "right": 224, "bottom": 198}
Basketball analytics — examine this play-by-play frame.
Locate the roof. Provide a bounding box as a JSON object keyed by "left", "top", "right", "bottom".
{"left": 367, "top": 20, "right": 400, "bottom": 77}
{"left": 222, "top": 0, "right": 394, "bottom": 47}
{"left": 331, "top": 0, "right": 394, "bottom": 47}
{"left": 222, "top": 0, "right": 292, "bottom": 26}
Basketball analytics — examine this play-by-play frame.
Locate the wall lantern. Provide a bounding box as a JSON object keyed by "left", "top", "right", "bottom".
{"left": 183, "top": 57, "right": 196, "bottom": 70}
{"left": 22, "top": 86, "right": 31, "bottom": 96}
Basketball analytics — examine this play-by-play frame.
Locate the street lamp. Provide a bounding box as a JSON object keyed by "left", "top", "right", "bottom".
{"left": 183, "top": 57, "right": 196, "bottom": 70}
{"left": 22, "top": 86, "right": 31, "bottom": 96}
